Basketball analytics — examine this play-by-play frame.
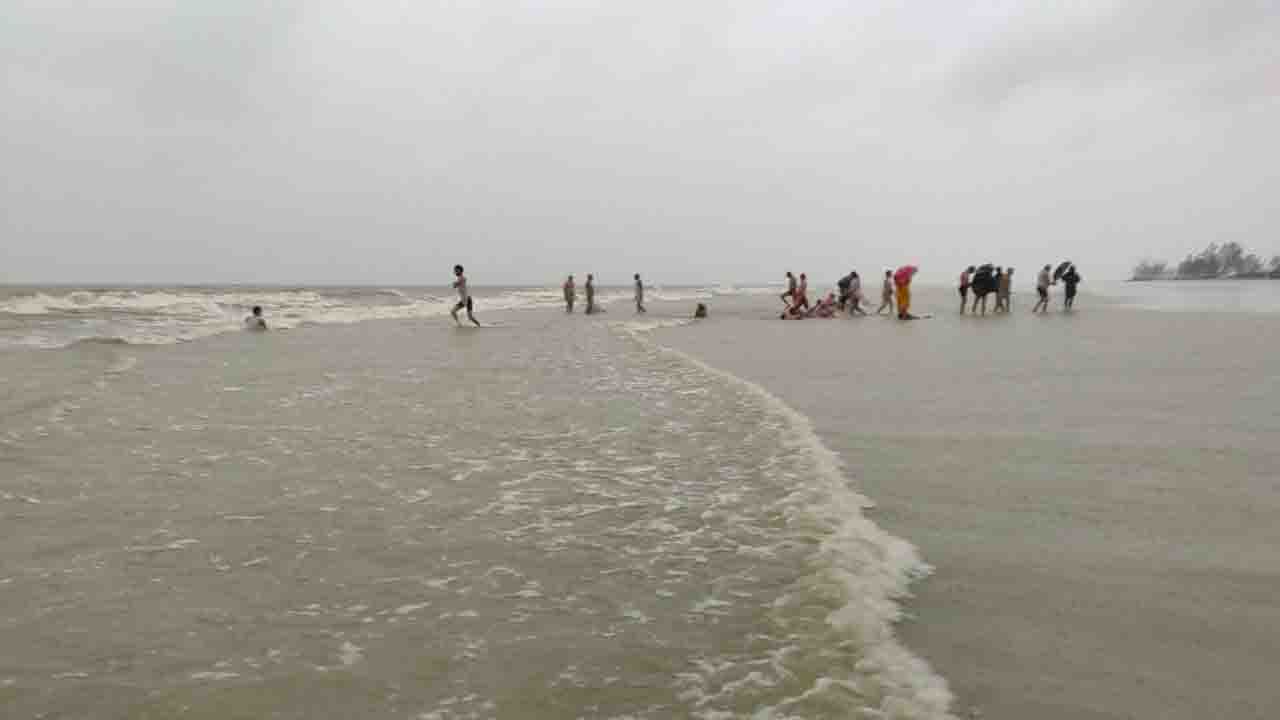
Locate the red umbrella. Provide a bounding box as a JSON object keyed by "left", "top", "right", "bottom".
{"left": 893, "top": 265, "right": 918, "bottom": 286}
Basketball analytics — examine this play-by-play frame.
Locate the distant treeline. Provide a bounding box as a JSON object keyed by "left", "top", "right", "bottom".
{"left": 1132, "top": 242, "right": 1280, "bottom": 281}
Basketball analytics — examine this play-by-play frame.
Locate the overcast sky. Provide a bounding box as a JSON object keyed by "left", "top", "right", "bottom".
{"left": 3, "top": 1, "right": 1277, "bottom": 285}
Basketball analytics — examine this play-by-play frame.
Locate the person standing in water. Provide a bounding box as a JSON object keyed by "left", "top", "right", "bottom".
{"left": 1062, "top": 265, "right": 1081, "bottom": 310}
{"left": 876, "top": 270, "right": 894, "bottom": 315}
{"left": 837, "top": 271, "right": 854, "bottom": 311}
{"left": 796, "top": 273, "right": 810, "bottom": 311}
{"left": 634, "top": 274, "right": 646, "bottom": 314}
{"left": 1003, "top": 268, "right": 1015, "bottom": 311}
{"left": 958, "top": 266, "right": 974, "bottom": 314}
{"left": 847, "top": 272, "right": 867, "bottom": 315}
{"left": 563, "top": 275, "right": 576, "bottom": 313}
{"left": 244, "top": 305, "right": 267, "bottom": 331}
{"left": 451, "top": 264, "right": 480, "bottom": 326}
{"left": 992, "top": 267, "right": 1005, "bottom": 313}
{"left": 585, "top": 273, "right": 597, "bottom": 315}
{"left": 780, "top": 272, "right": 797, "bottom": 308}
{"left": 1033, "top": 265, "right": 1052, "bottom": 313}
{"left": 895, "top": 267, "right": 918, "bottom": 319}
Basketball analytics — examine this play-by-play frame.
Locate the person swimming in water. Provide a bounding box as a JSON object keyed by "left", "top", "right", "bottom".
{"left": 451, "top": 264, "right": 480, "bottom": 327}
{"left": 244, "top": 305, "right": 267, "bottom": 331}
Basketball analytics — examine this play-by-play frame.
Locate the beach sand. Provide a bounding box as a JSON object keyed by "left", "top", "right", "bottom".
{"left": 655, "top": 287, "right": 1280, "bottom": 719}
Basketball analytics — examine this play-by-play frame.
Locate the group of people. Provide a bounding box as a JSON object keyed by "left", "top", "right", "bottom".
{"left": 958, "top": 262, "right": 1082, "bottom": 315}
{"left": 245, "top": 261, "right": 1083, "bottom": 332}
{"left": 780, "top": 267, "right": 921, "bottom": 320}
{"left": 562, "top": 273, "right": 647, "bottom": 315}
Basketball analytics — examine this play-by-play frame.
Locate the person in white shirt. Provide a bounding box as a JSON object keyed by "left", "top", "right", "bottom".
{"left": 1033, "top": 265, "right": 1052, "bottom": 314}
{"left": 451, "top": 264, "right": 480, "bottom": 326}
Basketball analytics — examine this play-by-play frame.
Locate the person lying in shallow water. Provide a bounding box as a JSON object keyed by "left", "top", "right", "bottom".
{"left": 780, "top": 293, "right": 837, "bottom": 319}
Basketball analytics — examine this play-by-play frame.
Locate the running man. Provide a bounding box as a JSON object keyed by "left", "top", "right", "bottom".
{"left": 959, "top": 266, "right": 974, "bottom": 314}
{"left": 780, "top": 272, "right": 797, "bottom": 308}
{"left": 1033, "top": 264, "right": 1052, "bottom": 313}
{"left": 876, "top": 270, "right": 894, "bottom": 315}
{"left": 634, "top": 274, "right": 646, "bottom": 313}
{"left": 451, "top": 264, "right": 480, "bottom": 326}
{"left": 563, "top": 275, "right": 576, "bottom": 313}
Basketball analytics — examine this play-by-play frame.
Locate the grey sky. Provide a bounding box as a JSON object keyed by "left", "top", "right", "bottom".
{"left": 3, "top": 1, "right": 1277, "bottom": 285}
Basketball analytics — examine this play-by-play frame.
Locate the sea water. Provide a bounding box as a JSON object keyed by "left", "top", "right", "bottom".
{"left": 0, "top": 288, "right": 952, "bottom": 719}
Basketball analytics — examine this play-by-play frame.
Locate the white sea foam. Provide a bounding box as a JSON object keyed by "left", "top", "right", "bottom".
{"left": 0, "top": 284, "right": 756, "bottom": 349}
{"left": 618, "top": 322, "right": 956, "bottom": 719}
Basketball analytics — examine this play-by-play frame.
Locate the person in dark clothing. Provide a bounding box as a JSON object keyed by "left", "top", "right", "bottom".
{"left": 1062, "top": 265, "right": 1082, "bottom": 310}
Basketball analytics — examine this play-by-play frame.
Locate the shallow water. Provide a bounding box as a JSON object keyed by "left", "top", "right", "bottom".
{"left": 0, "top": 309, "right": 949, "bottom": 719}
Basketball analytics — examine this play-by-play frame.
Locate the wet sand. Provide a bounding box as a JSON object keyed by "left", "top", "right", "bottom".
{"left": 655, "top": 288, "right": 1280, "bottom": 719}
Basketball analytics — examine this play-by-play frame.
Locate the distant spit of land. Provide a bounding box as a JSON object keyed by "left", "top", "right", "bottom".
{"left": 1131, "top": 241, "right": 1280, "bottom": 281}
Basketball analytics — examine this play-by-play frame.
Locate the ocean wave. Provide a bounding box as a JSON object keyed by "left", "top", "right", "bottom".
{"left": 618, "top": 321, "right": 956, "bottom": 719}
{"left": 67, "top": 336, "right": 133, "bottom": 348}
{"left": 0, "top": 284, "right": 761, "bottom": 350}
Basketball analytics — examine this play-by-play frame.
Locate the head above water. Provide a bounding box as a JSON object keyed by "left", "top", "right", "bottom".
{"left": 453, "top": 264, "right": 464, "bottom": 276}
{"left": 252, "top": 306, "right": 262, "bottom": 317}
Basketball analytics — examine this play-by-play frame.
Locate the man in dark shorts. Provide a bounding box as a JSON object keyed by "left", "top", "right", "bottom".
{"left": 451, "top": 264, "right": 480, "bottom": 326}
